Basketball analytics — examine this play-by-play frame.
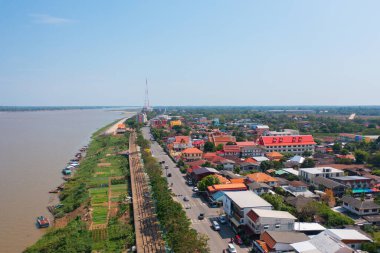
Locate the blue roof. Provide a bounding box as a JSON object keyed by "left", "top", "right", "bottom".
{"left": 211, "top": 191, "right": 225, "bottom": 201}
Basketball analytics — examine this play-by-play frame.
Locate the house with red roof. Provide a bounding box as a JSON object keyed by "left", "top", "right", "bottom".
{"left": 223, "top": 144, "right": 240, "bottom": 157}
{"left": 258, "top": 135, "right": 316, "bottom": 155}
{"left": 171, "top": 136, "right": 192, "bottom": 151}
{"left": 192, "top": 139, "right": 205, "bottom": 151}
{"left": 209, "top": 134, "right": 236, "bottom": 146}
{"left": 181, "top": 147, "right": 203, "bottom": 162}
{"left": 246, "top": 172, "right": 279, "bottom": 187}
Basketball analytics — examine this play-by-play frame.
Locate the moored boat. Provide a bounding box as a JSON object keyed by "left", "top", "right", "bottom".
{"left": 36, "top": 216, "right": 50, "bottom": 228}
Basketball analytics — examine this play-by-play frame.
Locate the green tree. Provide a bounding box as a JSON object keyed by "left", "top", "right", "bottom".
{"left": 332, "top": 143, "right": 342, "bottom": 154}
{"left": 216, "top": 144, "right": 224, "bottom": 151}
{"left": 197, "top": 175, "right": 221, "bottom": 191}
{"left": 340, "top": 149, "right": 349, "bottom": 155}
{"left": 369, "top": 152, "right": 380, "bottom": 167}
{"left": 260, "top": 160, "right": 273, "bottom": 171}
{"left": 301, "top": 158, "right": 316, "bottom": 168}
{"left": 354, "top": 150, "right": 369, "bottom": 164}
{"left": 302, "top": 151, "right": 312, "bottom": 157}
{"left": 204, "top": 141, "right": 216, "bottom": 152}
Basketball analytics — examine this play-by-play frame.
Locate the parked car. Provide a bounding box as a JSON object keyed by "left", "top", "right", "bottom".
{"left": 234, "top": 235, "right": 243, "bottom": 245}
{"left": 218, "top": 215, "right": 227, "bottom": 224}
{"left": 186, "top": 180, "right": 193, "bottom": 186}
{"left": 212, "top": 220, "right": 220, "bottom": 231}
{"left": 183, "top": 196, "right": 189, "bottom": 201}
{"left": 198, "top": 213, "right": 205, "bottom": 220}
{"left": 227, "top": 243, "right": 237, "bottom": 253}
{"left": 192, "top": 187, "right": 199, "bottom": 192}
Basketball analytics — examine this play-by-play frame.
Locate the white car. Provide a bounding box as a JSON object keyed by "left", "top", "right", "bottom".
{"left": 227, "top": 243, "right": 237, "bottom": 253}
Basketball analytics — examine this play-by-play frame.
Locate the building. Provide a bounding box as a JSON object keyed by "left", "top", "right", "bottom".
{"left": 136, "top": 112, "right": 147, "bottom": 124}
{"left": 212, "top": 118, "right": 220, "bottom": 126}
{"left": 171, "top": 136, "right": 192, "bottom": 151}
{"left": 323, "top": 229, "right": 372, "bottom": 251}
{"left": 190, "top": 167, "right": 219, "bottom": 182}
{"left": 223, "top": 191, "right": 273, "bottom": 233}
{"left": 285, "top": 196, "right": 315, "bottom": 212}
{"left": 312, "top": 176, "right": 346, "bottom": 197}
{"left": 246, "top": 172, "right": 279, "bottom": 187}
{"left": 263, "top": 129, "right": 300, "bottom": 136}
{"left": 331, "top": 176, "right": 374, "bottom": 189}
{"left": 206, "top": 183, "right": 247, "bottom": 194}
{"left": 282, "top": 181, "right": 316, "bottom": 198}
{"left": 151, "top": 118, "right": 167, "bottom": 128}
{"left": 169, "top": 119, "right": 182, "bottom": 128}
{"left": 192, "top": 139, "right": 205, "bottom": 150}
{"left": 341, "top": 195, "right": 380, "bottom": 216}
{"left": 291, "top": 231, "right": 355, "bottom": 253}
{"left": 181, "top": 147, "right": 203, "bottom": 162}
{"left": 293, "top": 222, "right": 326, "bottom": 236}
{"left": 115, "top": 123, "right": 127, "bottom": 134}
{"left": 265, "top": 152, "right": 284, "bottom": 161}
{"left": 285, "top": 155, "right": 305, "bottom": 167}
{"left": 236, "top": 141, "right": 265, "bottom": 157}
{"left": 253, "top": 125, "right": 270, "bottom": 136}
{"left": 299, "top": 167, "right": 344, "bottom": 184}
{"left": 209, "top": 134, "right": 236, "bottom": 146}
{"left": 258, "top": 135, "right": 316, "bottom": 155}
{"left": 247, "top": 182, "right": 271, "bottom": 195}
{"left": 253, "top": 231, "right": 309, "bottom": 253}
{"left": 223, "top": 144, "right": 241, "bottom": 157}
{"left": 246, "top": 208, "right": 297, "bottom": 234}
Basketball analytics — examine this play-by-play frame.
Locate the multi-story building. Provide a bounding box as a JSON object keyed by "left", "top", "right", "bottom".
{"left": 258, "top": 135, "right": 316, "bottom": 155}
{"left": 236, "top": 141, "right": 265, "bottom": 157}
{"left": 181, "top": 147, "right": 203, "bottom": 162}
{"left": 331, "top": 176, "right": 374, "bottom": 189}
{"left": 247, "top": 208, "right": 297, "bottom": 234}
{"left": 299, "top": 167, "right": 344, "bottom": 184}
{"left": 223, "top": 191, "right": 272, "bottom": 233}
{"left": 136, "top": 112, "right": 147, "bottom": 124}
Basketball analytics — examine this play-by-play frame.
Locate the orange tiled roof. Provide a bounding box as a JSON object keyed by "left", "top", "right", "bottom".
{"left": 182, "top": 147, "right": 203, "bottom": 154}
{"left": 207, "top": 183, "right": 247, "bottom": 193}
{"left": 174, "top": 136, "right": 190, "bottom": 144}
{"left": 214, "top": 174, "right": 231, "bottom": 184}
{"left": 266, "top": 151, "right": 283, "bottom": 157}
{"left": 246, "top": 172, "right": 278, "bottom": 183}
{"left": 230, "top": 178, "right": 245, "bottom": 184}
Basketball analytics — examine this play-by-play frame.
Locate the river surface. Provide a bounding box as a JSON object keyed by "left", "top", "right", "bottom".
{"left": 0, "top": 109, "right": 135, "bottom": 253}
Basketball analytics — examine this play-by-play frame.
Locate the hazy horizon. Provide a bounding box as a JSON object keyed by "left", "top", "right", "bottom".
{"left": 1, "top": 1, "right": 380, "bottom": 106}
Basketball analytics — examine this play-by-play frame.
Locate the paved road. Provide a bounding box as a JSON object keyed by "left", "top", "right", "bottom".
{"left": 142, "top": 127, "right": 250, "bottom": 253}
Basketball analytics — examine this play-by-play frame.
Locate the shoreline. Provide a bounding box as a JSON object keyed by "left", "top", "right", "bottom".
{"left": 24, "top": 111, "right": 137, "bottom": 252}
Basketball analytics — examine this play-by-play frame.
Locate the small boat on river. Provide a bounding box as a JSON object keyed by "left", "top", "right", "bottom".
{"left": 36, "top": 216, "right": 50, "bottom": 228}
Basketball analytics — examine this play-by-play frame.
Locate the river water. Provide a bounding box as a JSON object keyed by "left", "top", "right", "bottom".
{"left": 0, "top": 109, "right": 135, "bottom": 253}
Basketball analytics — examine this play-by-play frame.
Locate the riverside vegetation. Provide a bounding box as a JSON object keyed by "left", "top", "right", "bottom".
{"left": 25, "top": 126, "right": 134, "bottom": 253}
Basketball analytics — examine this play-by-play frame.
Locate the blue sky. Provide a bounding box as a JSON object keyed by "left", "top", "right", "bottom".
{"left": 1, "top": 1, "right": 379, "bottom": 106}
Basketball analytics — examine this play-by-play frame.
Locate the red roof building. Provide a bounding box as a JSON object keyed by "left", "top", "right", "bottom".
{"left": 258, "top": 135, "right": 316, "bottom": 155}
{"left": 181, "top": 147, "right": 203, "bottom": 162}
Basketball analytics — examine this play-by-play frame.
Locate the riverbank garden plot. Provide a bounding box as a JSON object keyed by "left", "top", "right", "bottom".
{"left": 138, "top": 133, "right": 210, "bottom": 253}
{"left": 25, "top": 128, "right": 134, "bottom": 252}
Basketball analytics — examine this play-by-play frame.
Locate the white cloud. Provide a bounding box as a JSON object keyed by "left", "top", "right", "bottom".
{"left": 29, "top": 14, "right": 75, "bottom": 25}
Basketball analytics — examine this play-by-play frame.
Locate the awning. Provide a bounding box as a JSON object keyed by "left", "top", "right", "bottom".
{"left": 230, "top": 217, "right": 241, "bottom": 228}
